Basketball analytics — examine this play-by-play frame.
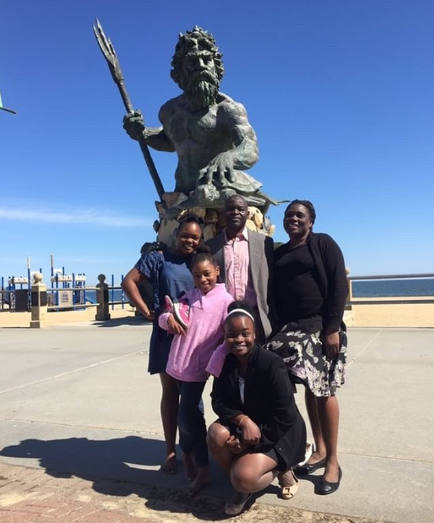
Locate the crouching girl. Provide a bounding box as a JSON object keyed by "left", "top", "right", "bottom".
{"left": 207, "top": 302, "right": 306, "bottom": 516}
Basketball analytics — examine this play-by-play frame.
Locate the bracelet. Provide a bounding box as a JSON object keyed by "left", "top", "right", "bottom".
{"left": 239, "top": 415, "right": 248, "bottom": 427}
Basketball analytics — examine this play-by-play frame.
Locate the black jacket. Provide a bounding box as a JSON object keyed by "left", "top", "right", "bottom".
{"left": 274, "top": 232, "right": 348, "bottom": 333}
{"left": 211, "top": 345, "right": 306, "bottom": 469}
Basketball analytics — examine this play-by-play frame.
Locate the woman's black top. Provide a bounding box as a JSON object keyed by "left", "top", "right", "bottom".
{"left": 274, "top": 243, "right": 323, "bottom": 326}
{"left": 273, "top": 232, "right": 348, "bottom": 333}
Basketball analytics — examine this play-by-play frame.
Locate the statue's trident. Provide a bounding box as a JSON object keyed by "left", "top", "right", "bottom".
{"left": 93, "top": 19, "right": 165, "bottom": 200}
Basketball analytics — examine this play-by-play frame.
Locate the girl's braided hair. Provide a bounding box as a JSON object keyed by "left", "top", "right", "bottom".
{"left": 190, "top": 244, "right": 217, "bottom": 269}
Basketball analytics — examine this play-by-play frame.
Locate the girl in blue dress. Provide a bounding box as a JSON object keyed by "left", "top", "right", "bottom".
{"left": 122, "top": 215, "right": 203, "bottom": 474}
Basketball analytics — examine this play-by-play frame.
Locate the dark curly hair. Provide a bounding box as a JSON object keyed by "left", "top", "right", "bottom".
{"left": 171, "top": 26, "right": 224, "bottom": 88}
{"left": 176, "top": 213, "right": 204, "bottom": 236}
{"left": 284, "top": 199, "right": 316, "bottom": 224}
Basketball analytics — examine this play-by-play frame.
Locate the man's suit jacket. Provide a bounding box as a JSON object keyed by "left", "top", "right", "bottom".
{"left": 207, "top": 229, "right": 274, "bottom": 339}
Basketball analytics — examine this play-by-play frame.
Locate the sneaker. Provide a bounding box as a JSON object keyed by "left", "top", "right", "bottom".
{"left": 164, "top": 295, "right": 174, "bottom": 313}
{"left": 172, "top": 297, "right": 190, "bottom": 329}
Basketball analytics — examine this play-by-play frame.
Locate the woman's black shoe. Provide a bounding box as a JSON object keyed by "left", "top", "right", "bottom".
{"left": 294, "top": 457, "right": 327, "bottom": 476}
{"left": 315, "top": 467, "right": 342, "bottom": 495}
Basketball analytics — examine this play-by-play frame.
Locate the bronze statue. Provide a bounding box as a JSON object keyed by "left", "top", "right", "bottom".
{"left": 94, "top": 22, "right": 277, "bottom": 240}
{"left": 122, "top": 27, "right": 273, "bottom": 209}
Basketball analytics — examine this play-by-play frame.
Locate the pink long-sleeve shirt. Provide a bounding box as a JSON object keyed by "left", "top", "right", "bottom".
{"left": 158, "top": 283, "right": 234, "bottom": 382}
{"left": 224, "top": 226, "right": 257, "bottom": 308}
{"left": 205, "top": 341, "right": 229, "bottom": 377}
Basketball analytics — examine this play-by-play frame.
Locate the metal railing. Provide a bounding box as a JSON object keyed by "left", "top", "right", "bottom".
{"left": 347, "top": 273, "right": 434, "bottom": 306}
{"left": 2, "top": 272, "right": 433, "bottom": 313}
{"left": 46, "top": 287, "right": 98, "bottom": 311}
{"left": 1, "top": 281, "right": 128, "bottom": 312}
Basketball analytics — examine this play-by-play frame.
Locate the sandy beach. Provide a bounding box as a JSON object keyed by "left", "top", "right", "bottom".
{"left": 0, "top": 299, "right": 433, "bottom": 328}
{"left": 348, "top": 297, "right": 434, "bottom": 328}
{"left": 0, "top": 305, "right": 138, "bottom": 328}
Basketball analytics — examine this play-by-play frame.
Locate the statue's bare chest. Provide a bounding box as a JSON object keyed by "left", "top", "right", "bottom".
{"left": 165, "top": 106, "right": 221, "bottom": 144}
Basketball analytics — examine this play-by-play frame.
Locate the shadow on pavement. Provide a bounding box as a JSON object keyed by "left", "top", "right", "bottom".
{"left": 0, "top": 436, "right": 229, "bottom": 520}
{"left": 93, "top": 316, "right": 152, "bottom": 328}
{"left": 0, "top": 326, "right": 28, "bottom": 329}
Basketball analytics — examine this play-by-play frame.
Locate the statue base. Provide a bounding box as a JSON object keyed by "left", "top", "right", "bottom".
{"left": 154, "top": 191, "right": 276, "bottom": 249}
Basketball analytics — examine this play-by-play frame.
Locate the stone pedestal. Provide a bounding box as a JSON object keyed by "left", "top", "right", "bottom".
{"left": 95, "top": 274, "right": 111, "bottom": 321}
{"left": 30, "top": 272, "right": 47, "bottom": 329}
{"left": 155, "top": 192, "right": 275, "bottom": 249}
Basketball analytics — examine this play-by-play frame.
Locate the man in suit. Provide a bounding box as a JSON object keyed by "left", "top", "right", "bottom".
{"left": 207, "top": 195, "right": 274, "bottom": 342}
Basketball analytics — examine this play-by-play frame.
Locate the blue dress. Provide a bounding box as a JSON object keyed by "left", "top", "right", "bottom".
{"left": 135, "top": 251, "right": 194, "bottom": 374}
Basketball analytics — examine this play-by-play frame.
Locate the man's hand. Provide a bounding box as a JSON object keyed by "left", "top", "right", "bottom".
{"left": 198, "top": 151, "right": 235, "bottom": 187}
{"left": 123, "top": 110, "right": 145, "bottom": 141}
{"left": 167, "top": 314, "right": 186, "bottom": 336}
{"left": 322, "top": 330, "right": 340, "bottom": 360}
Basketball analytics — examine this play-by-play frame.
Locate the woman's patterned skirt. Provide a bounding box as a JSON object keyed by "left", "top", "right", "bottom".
{"left": 265, "top": 316, "right": 347, "bottom": 397}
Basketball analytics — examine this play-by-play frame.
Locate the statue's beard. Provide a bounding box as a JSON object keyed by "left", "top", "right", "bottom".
{"left": 184, "top": 71, "right": 219, "bottom": 110}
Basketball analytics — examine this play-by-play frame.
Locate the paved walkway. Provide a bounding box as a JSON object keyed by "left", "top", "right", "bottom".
{"left": 0, "top": 321, "right": 433, "bottom": 522}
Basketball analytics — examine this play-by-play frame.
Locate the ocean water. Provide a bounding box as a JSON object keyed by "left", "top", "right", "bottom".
{"left": 98, "top": 279, "right": 434, "bottom": 301}
{"left": 352, "top": 278, "right": 434, "bottom": 298}
{"left": 6, "top": 279, "right": 434, "bottom": 305}
{"left": 82, "top": 289, "right": 126, "bottom": 304}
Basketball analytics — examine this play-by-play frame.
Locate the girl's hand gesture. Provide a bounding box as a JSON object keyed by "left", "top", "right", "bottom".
{"left": 167, "top": 314, "right": 186, "bottom": 336}
{"left": 226, "top": 435, "right": 247, "bottom": 454}
{"left": 240, "top": 417, "right": 261, "bottom": 446}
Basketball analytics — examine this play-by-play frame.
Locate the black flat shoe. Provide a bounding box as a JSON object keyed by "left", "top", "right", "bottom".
{"left": 316, "top": 467, "right": 342, "bottom": 495}
{"left": 224, "top": 492, "right": 252, "bottom": 516}
{"left": 294, "top": 457, "right": 327, "bottom": 476}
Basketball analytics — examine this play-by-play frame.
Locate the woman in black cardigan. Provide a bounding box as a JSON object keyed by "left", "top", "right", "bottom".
{"left": 265, "top": 199, "right": 348, "bottom": 495}
{"left": 207, "top": 303, "right": 306, "bottom": 516}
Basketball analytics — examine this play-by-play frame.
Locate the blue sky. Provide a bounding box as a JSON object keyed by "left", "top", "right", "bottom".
{"left": 1, "top": 0, "right": 433, "bottom": 284}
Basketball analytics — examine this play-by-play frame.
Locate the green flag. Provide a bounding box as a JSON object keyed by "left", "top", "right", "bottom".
{"left": 0, "top": 91, "right": 17, "bottom": 114}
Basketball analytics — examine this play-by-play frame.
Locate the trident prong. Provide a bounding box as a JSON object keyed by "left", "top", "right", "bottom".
{"left": 92, "top": 18, "right": 165, "bottom": 199}
{"left": 93, "top": 19, "right": 124, "bottom": 83}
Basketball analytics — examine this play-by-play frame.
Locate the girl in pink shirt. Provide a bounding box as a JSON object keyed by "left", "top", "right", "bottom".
{"left": 159, "top": 249, "right": 234, "bottom": 495}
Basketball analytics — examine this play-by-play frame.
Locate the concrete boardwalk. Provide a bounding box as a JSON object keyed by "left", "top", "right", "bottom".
{"left": 0, "top": 320, "right": 432, "bottom": 522}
